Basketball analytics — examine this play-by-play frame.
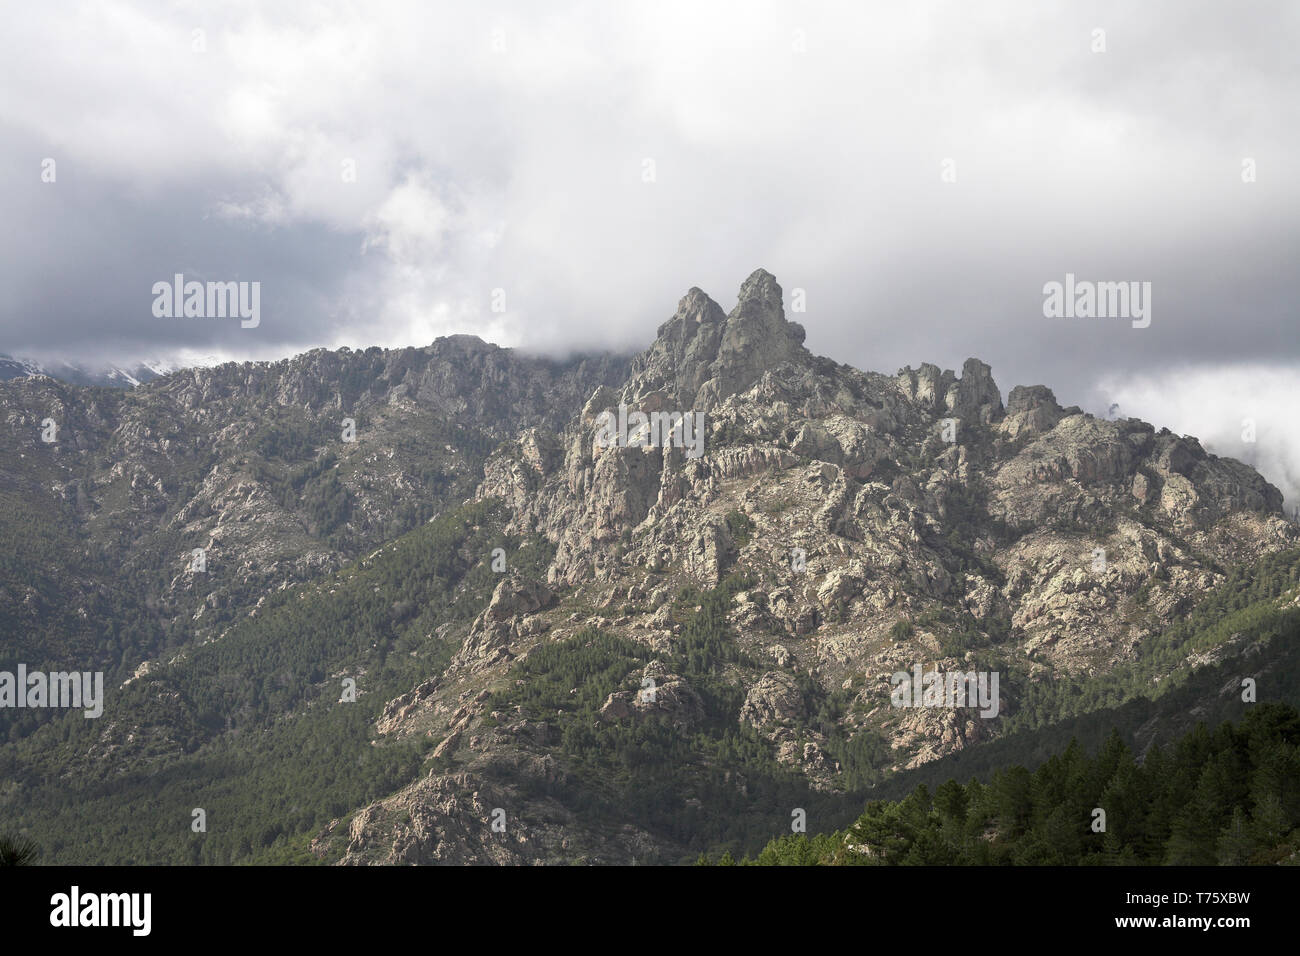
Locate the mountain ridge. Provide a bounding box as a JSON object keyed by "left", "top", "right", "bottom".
{"left": 2, "top": 268, "right": 1296, "bottom": 864}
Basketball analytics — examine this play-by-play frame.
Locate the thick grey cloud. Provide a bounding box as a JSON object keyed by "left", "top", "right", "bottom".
{"left": 2, "top": 0, "right": 1297, "bottom": 496}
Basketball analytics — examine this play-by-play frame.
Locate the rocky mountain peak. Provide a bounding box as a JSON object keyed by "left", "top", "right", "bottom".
{"left": 629, "top": 286, "right": 728, "bottom": 407}
{"left": 628, "top": 269, "right": 810, "bottom": 411}
{"left": 734, "top": 267, "right": 784, "bottom": 311}
{"left": 430, "top": 333, "right": 500, "bottom": 355}
{"left": 945, "top": 357, "right": 1003, "bottom": 424}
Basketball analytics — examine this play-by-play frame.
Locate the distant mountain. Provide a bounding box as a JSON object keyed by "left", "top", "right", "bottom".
{"left": 0, "top": 353, "right": 182, "bottom": 388}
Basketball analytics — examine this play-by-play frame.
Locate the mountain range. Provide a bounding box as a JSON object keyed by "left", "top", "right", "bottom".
{"left": 2, "top": 269, "right": 1298, "bottom": 864}
{"left": 0, "top": 354, "right": 185, "bottom": 389}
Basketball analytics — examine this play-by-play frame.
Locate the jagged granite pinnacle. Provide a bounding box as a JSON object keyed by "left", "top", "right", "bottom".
{"left": 628, "top": 269, "right": 810, "bottom": 411}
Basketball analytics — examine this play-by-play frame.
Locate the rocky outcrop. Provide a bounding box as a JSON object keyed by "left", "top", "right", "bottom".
{"left": 597, "top": 662, "right": 703, "bottom": 726}
{"left": 944, "top": 358, "right": 1003, "bottom": 425}
{"left": 451, "top": 577, "right": 557, "bottom": 674}
{"left": 897, "top": 363, "right": 956, "bottom": 413}
{"left": 324, "top": 762, "right": 671, "bottom": 865}
{"left": 1000, "top": 385, "right": 1074, "bottom": 439}
{"left": 740, "top": 671, "right": 806, "bottom": 728}
{"left": 896, "top": 358, "right": 1004, "bottom": 426}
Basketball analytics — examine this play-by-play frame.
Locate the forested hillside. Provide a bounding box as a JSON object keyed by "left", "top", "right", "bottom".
{"left": 722, "top": 703, "right": 1300, "bottom": 865}
{"left": 0, "top": 500, "right": 544, "bottom": 863}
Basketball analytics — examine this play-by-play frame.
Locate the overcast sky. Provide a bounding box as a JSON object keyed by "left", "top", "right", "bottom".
{"left": 2, "top": 1, "right": 1298, "bottom": 502}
